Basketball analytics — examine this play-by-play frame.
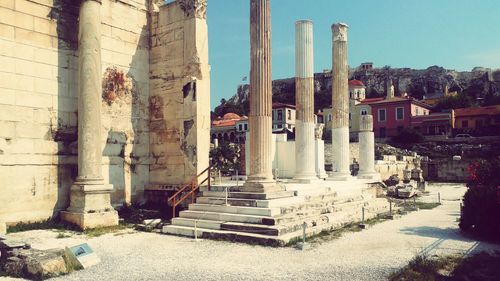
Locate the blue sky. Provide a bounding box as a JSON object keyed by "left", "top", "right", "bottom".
{"left": 206, "top": 0, "right": 500, "bottom": 109}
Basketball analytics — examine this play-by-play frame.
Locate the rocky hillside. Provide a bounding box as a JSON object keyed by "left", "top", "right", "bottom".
{"left": 214, "top": 66, "right": 500, "bottom": 117}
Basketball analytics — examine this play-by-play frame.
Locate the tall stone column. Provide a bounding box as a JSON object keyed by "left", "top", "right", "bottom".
{"left": 61, "top": 0, "right": 118, "bottom": 229}
{"left": 358, "top": 115, "right": 380, "bottom": 181}
{"left": 330, "top": 23, "right": 351, "bottom": 180}
{"left": 293, "top": 20, "right": 317, "bottom": 183}
{"left": 244, "top": 0, "right": 280, "bottom": 192}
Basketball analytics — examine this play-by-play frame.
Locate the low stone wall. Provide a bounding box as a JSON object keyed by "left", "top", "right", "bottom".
{"left": 423, "top": 159, "right": 470, "bottom": 182}
{"left": 374, "top": 158, "right": 418, "bottom": 181}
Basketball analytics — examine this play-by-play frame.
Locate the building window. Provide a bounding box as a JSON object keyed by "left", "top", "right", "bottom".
{"left": 462, "top": 120, "right": 468, "bottom": 128}
{"left": 238, "top": 124, "right": 243, "bottom": 131}
{"left": 244, "top": 124, "right": 248, "bottom": 131}
{"left": 396, "top": 107, "right": 404, "bottom": 120}
{"left": 288, "top": 124, "right": 292, "bottom": 129}
{"left": 287, "top": 109, "right": 291, "bottom": 120}
{"left": 349, "top": 112, "right": 352, "bottom": 120}
{"left": 360, "top": 109, "right": 367, "bottom": 115}
{"left": 277, "top": 110, "right": 283, "bottom": 121}
{"left": 277, "top": 124, "right": 283, "bottom": 129}
{"left": 378, "top": 109, "right": 386, "bottom": 122}
{"left": 328, "top": 114, "right": 332, "bottom": 121}
{"left": 476, "top": 119, "right": 483, "bottom": 128}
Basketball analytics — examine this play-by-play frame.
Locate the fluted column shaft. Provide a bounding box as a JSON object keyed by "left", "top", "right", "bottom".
{"left": 331, "top": 23, "right": 350, "bottom": 177}
{"left": 77, "top": 0, "right": 104, "bottom": 184}
{"left": 358, "top": 115, "right": 375, "bottom": 174}
{"left": 61, "top": 0, "right": 118, "bottom": 230}
{"left": 247, "top": 0, "right": 273, "bottom": 183}
{"left": 294, "top": 20, "right": 317, "bottom": 181}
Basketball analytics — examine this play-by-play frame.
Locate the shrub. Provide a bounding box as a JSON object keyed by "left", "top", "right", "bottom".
{"left": 459, "top": 158, "right": 500, "bottom": 240}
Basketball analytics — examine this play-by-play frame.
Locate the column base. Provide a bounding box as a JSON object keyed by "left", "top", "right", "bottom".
{"left": 60, "top": 210, "right": 118, "bottom": 230}
{"left": 292, "top": 175, "right": 322, "bottom": 184}
{"left": 316, "top": 169, "right": 328, "bottom": 179}
{"left": 242, "top": 180, "right": 285, "bottom": 193}
{"left": 61, "top": 182, "right": 118, "bottom": 230}
{"left": 357, "top": 172, "right": 381, "bottom": 181}
{"left": 326, "top": 172, "right": 352, "bottom": 181}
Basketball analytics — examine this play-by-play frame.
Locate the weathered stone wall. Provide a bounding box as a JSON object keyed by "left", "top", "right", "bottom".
{"left": 374, "top": 156, "right": 418, "bottom": 181}
{"left": 423, "top": 159, "right": 469, "bottom": 182}
{"left": 148, "top": 1, "right": 210, "bottom": 186}
{"left": 0, "top": 0, "right": 150, "bottom": 224}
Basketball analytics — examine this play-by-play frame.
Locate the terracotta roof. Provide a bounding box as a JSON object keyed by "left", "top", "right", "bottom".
{"left": 359, "top": 97, "right": 385, "bottom": 104}
{"left": 272, "top": 102, "right": 296, "bottom": 109}
{"left": 367, "top": 97, "right": 432, "bottom": 109}
{"left": 222, "top": 112, "right": 241, "bottom": 120}
{"left": 348, "top": 80, "right": 365, "bottom": 87}
{"left": 212, "top": 119, "right": 237, "bottom": 127}
{"left": 455, "top": 105, "right": 500, "bottom": 118}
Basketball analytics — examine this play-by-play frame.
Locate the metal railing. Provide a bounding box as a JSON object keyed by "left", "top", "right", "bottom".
{"left": 168, "top": 165, "right": 213, "bottom": 218}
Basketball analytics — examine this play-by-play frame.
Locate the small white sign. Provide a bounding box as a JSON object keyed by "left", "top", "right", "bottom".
{"left": 65, "top": 243, "right": 100, "bottom": 269}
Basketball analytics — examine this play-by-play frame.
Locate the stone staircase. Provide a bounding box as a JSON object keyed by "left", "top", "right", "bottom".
{"left": 162, "top": 182, "right": 389, "bottom": 246}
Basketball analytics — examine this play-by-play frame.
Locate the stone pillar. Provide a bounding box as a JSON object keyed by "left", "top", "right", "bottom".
{"left": 61, "top": 0, "right": 118, "bottom": 229}
{"left": 293, "top": 20, "right": 317, "bottom": 183}
{"left": 357, "top": 115, "right": 380, "bottom": 181}
{"left": 330, "top": 23, "right": 351, "bottom": 180}
{"left": 244, "top": 0, "right": 280, "bottom": 192}
{"left": 315, "top": 124, "right": 328, "bottom": 179}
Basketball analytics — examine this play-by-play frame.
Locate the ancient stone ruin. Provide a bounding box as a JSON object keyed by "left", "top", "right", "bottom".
{"left": 1, "top": 0, "right": 391, "bottom": 247}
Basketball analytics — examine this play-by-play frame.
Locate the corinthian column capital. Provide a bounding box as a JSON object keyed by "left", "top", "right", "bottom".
{"left": 332, "top": 23, "right": 349, "bottom": 42}
{"left": 178, "top": 0, "right": 207, "bottom": 19}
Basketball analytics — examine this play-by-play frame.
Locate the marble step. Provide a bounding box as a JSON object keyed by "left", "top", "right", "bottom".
{"left": 278, "top": 196, "right": 367, "bottom": 216}
{"left": 163, "top": 207, "right": 385, "bottom": 247}
{"left": 172, "top": 216, "right": 304, "bottom": 236}
{"left": 196, "top": 196, "right": 302, "bottom": 208}
{"left": 188, "top": 203, "right": 281, "bottom": 217}
{"left": 179, "top": 210, "right": 277, "bottom": 225}
{"left": 200, "top": 190, "right": 295, "bottom": 200}
{"left": 171, "top": 218, "right": 222, "bottom": 230}
{"left": 162, "top": 225, "right": 286, "bottom": 247}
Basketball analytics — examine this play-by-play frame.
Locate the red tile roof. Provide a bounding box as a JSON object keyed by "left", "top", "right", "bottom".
{"left": 212, "top": 112, "right": 245, "bottom": 127}
{"left": 367, "top": 97, "right": 432, "bottom": 109}
{"left": 212, "top": 120, "right": 237, "bottom": 127}
{"left": 359, "top": 97, "right": 384, "bottom": 104}
{"left": 348, "top": 80, "right": 365, "bottom": 87}
{"left": 222, "top": 112, "right": 241, "bottom": 120}
{"left": 455, "top": 105, "right": 500, "bottom": 117}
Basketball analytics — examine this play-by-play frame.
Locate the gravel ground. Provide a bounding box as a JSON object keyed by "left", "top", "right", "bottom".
{"left": 3, "top": 183, "right": 499, "bottom": 281}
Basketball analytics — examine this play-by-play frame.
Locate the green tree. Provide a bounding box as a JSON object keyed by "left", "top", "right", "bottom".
{"left": 435, "top": 92, "right": 474, "bottom": 111}
{"left": 210, "top": 141, "right": 241, "bottom": 173}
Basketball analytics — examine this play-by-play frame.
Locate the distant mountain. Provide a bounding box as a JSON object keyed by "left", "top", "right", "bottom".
{"left": 213, "top": 66, "right": 500, "bottom": 117}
